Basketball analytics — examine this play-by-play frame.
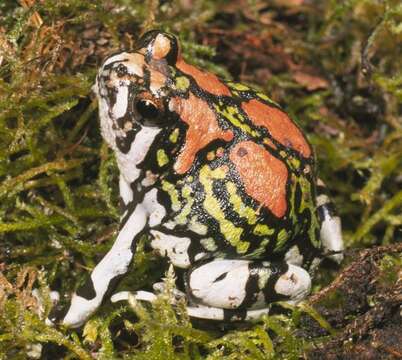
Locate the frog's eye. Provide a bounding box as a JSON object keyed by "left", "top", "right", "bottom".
{"left": 136, "top": 99, "right": 159, "bottom": 119}
{"left": 134, "top": 95, "right": 164, "bottom": 126}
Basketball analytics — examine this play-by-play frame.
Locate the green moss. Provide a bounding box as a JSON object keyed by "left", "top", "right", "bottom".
{"left": 378, "top": 254, "right": 402, "bottom": 286}
{"left": 1, "top": 0, "right": 401, "bottom": 358}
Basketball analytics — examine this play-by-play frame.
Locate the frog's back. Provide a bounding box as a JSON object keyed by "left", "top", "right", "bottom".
{"left": 159, "top": 65, "right": 322, "bottom": 263}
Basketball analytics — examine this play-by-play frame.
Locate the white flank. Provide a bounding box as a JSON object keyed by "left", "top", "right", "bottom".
{"left": 150, "top": 231, "right": 191, "bottom": 269}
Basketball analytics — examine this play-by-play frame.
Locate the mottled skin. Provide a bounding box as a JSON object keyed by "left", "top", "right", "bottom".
{"left": 61, "top": 30, "right": 343, "bottom": 327}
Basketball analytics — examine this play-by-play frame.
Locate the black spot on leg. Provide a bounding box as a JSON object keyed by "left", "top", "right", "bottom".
{"left": 76, "top": 277, "right": 97, "bottom": 300}
{"left": 240, "top": 263, "right": 260, "bottom": 307}
{"left": 213, "top": 272, "right": 228, "bottom": 283}
{"left": 262, "top": 262, "right": 289, "bottom": 303}
{"left": 317, "top": 203, "right": 336, "bottom": 221}
{"left": 104, "top": 274, "right": 126, "bottom": 299}
{"left": 223, "top": 308, "right": 247, "bottom": 322}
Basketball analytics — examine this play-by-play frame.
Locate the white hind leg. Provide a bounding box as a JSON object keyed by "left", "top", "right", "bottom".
{"left": 185, "top": 259, "right": 311, "bottom": 321}
{"left": 186, "top": 304, "right": 271, "bottom": 321}
{"left": 111, "top": 259, "right": 312, "bottom": 322}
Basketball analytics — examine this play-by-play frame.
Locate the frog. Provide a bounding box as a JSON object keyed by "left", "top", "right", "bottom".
{"left": 61, "top": 30, "right": 343, "bottom": 328}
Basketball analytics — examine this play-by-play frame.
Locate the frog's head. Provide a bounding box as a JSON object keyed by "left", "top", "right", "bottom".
{"left": 95, "top": 30, "right": 181, "bottom": 155}
{"left": 96, "top": 30, "right": 234, "bottom": 179}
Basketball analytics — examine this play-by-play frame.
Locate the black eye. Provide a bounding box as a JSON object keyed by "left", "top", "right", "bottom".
{"left": 135, "top": 99, "right": 160, "bottom": 120}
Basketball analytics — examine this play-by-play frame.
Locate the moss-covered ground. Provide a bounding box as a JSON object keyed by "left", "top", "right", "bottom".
{"left": 0, "top": 1, "right": 401, "bottom": 359}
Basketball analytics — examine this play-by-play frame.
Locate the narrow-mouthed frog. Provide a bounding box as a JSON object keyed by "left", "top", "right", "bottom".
{"left": 62, "top": 30, "right": 343, "bottom": 327}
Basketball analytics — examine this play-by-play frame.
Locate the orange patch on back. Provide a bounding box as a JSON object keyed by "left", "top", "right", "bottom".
{"left": 176, "top": 59, "right": 231, "bottom": 97}
{"left": 242, "top": 99, "right": 312, "bottom": 158}
{"left": 171, "top": 93, "right": 234, "bottom": 174}
{"left": 229, "top": 141, "right": 288, "bottom": 218}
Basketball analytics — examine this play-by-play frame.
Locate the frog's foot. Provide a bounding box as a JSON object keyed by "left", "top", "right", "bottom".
{"left": 186, "top": 259, "right": 311, "bottom": 320}
{"left": 110, "top": 290, "right": 272, "bottom": 321}
{"left": 152, "top": 282, "right": 187, "bottom": 301}
{"left": 186, "top": 304, "right": 271, "bottom": 321}
{"left": 111, "top": 290, "right": 157, "bottom": 303}
{"left": 111, "top": 283, "right": 186, "bottom": 305}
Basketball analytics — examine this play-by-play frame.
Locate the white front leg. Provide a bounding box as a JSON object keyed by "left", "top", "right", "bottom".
{"left": 63, "top": 205, "right": 147, "bottom": 328}
{"left": 119, "top": 174, "right": 133, "bottom": 206}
